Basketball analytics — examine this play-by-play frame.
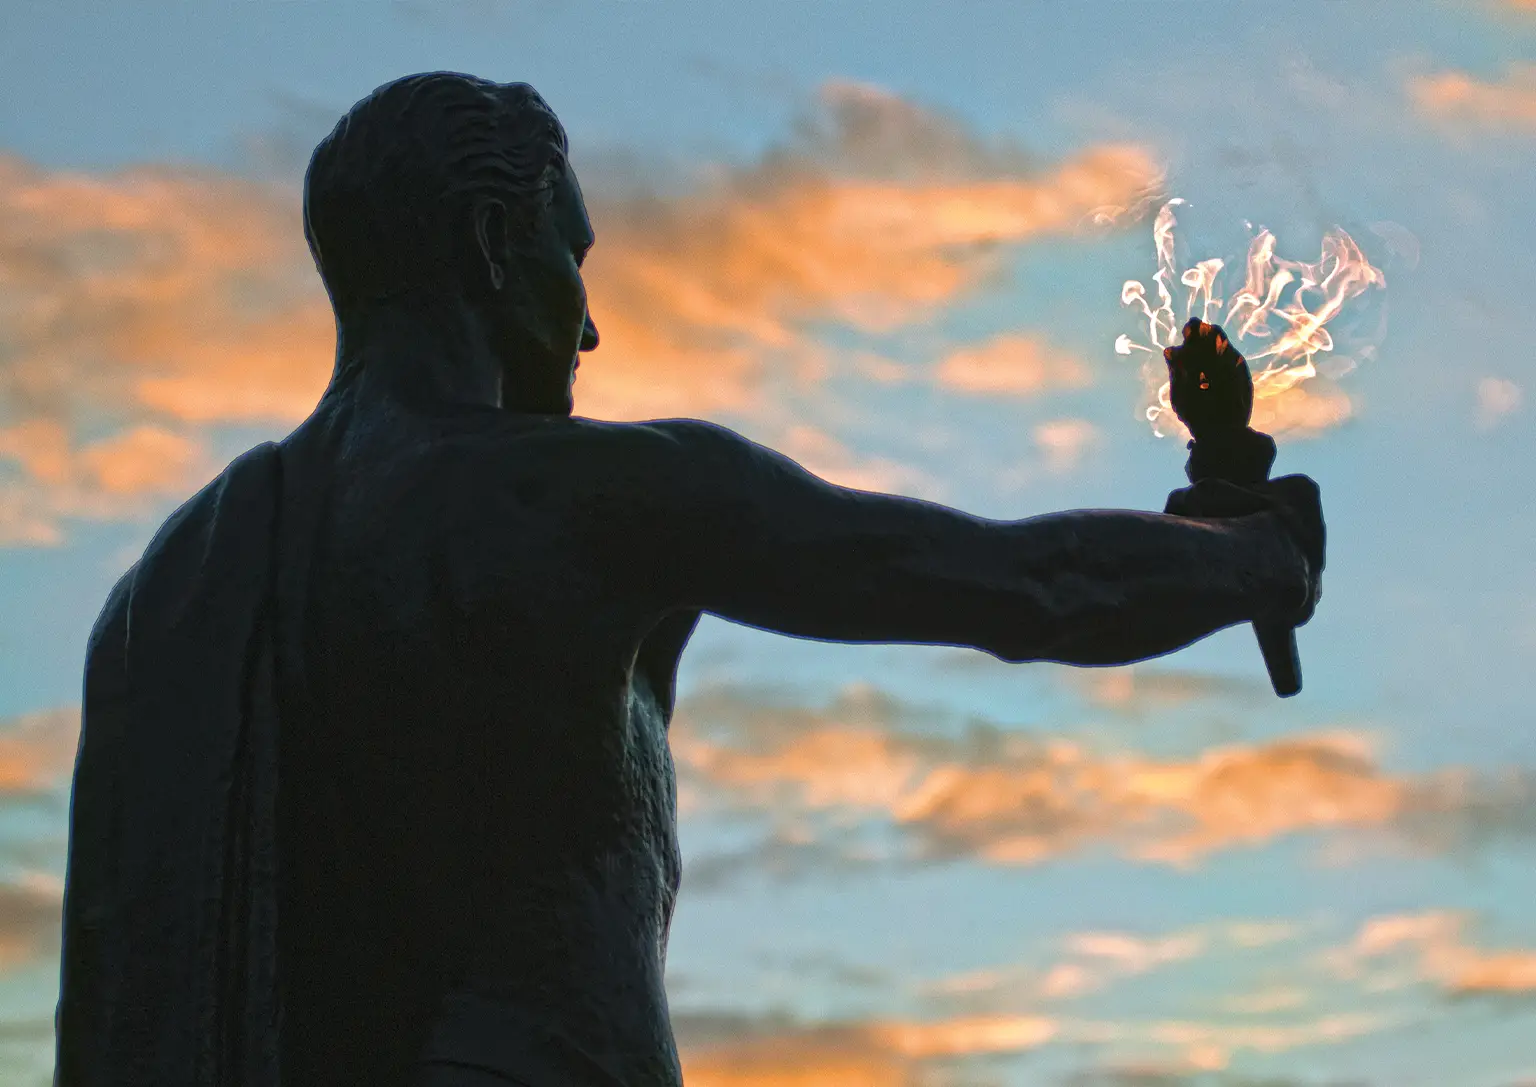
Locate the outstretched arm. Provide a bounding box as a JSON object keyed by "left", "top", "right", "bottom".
{"left": 636, "top": 419, "right": 1311, "bottom": 667}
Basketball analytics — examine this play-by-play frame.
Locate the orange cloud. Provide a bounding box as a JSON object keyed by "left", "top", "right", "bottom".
{"left": 1066, "top": 931, "right": 1206, "bottom": 975}
{"left": 1409, "top": 64, "right": 1536, "bottom": 131}
{"left": 675, "top": 685, "right": 1536, "bottom": 876}
{"left": 0, "top": 709, "right": 82, "bottom": 973}
{"left": 0, "top": 418, "right": 207, "bottom": 544}
{"left": 678, "top": 1011, "right": 1055, "bottom": 1087}
{"left": 579, "top": 84, "right": 1158, "bottom": 420}
{"left": 1250, "top": 382, "right": 1354, "bottom": 437}
{"left": 1033, "top": 418, "right": 1100, "bottom": 472}
{"left": 0, "top": 154, "right": 331, "bottom": 425}
{"left": 779, "top": 425, "right": 943, "bottom": 499}
{"left": 1476, "top": 376, "right": 1523, "bottom": 430}
{"left": 933, "top": 334, "right": 1093, "bottom": 397}
{"left": 1340, "top": 910, "right": 1536, "bottom": 996}
{"left": 0, "top": 706, "right": 79, "bottom": 794}
{"left": 916, "top": 920, "right": 1302, "bottom": 1017}
{"left": 0, "top": 875, "right": 64, "bottom": 970}
{"left": 0, "top": 84, "right": 1159, "bottom": 543}
{"left": 0, "top": 154, "right": 316, "bottom": 541}
{"left": 676, "top": 1000, "right": 1384, "bottom": 1087}
{"left": 1062, "top": 665, "right": 1267, "bottom": 714}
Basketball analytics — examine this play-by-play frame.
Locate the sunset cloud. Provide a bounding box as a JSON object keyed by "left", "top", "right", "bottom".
{"left": 0, "top": 82, "right": 1158, "bottom": 543}
{"left": 1477, "top": 376, "right": 1523, "bottom": 430}
{"left": 675, "top": 1009, "right": 1055, "bottom": 1087}
{"left": 1408, "top": 64, "right": 1536, "bottom": 132}
{"left": 0, "top": 418, "right": 207, "bottom": 544}
{"left": 1337, "top": 910, "right": 1536, "bottom": 997}
{"left": 0, "top": 154, "right": 320, "bottom": 541}
{"left": 674, "top": 1002, "right": 1385, "bottom": 1086}
{"left": 670, "top": 907, "right": 1409, "bottom": 1084}
{"left": 1250, "top": 383, "right": 1354, "bottom": 438}
{"left": 918, "top": 924, "right": 1243, "bottom": 1011}
{"left": 0, "top": 153, "right": 330, "bottom": 427}
{"left": 1060, "top": 665, "right": 1268, "bottom": 715}
{"left": 0, "top": 875, "right": 63, "bottom": 970}
{"left": 579, "top": 83, "right": 1157, "bottom": 420}
{"left": 674, "top": 684, "right": 1536, "bottom": 881}
{"left": 779, "top": 425, "right": 943, "bottom": 499}
{"left": 1033, "top": 418, "right": 1100, "bottom": 472}
{"left": 933, "top": 334, "right": 1092, "bottom": 397}
{"left": 0, "top": 705, "right": 80, "bottom": 795}
{"left": 0, "top": 708, "right": 79, "bottom": 974}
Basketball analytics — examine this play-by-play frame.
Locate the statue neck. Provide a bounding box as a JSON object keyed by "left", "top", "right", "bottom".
{"left": 330, "top": 300, "right": 504, "bottom": 412}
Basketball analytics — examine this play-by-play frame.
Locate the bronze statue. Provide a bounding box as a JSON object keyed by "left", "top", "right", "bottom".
{"left": 55, "top": 73, "right": 1324, "bottom": 1087}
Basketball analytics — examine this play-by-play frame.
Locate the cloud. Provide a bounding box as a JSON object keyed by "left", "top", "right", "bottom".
{"left": 1408, "top": 64, "right": 1536, "bottom": 132}
{"left": 1061, "top": 666, "right": 1269, "bottom": 715}
{"left": 673, "top": 1002, "right": 1385, "bottom": 1087}
{"left": 920, "top": 929, "right": 1212, "bottom": 1010}
{"left": 933, "top": 334, "right": 1092, "bottom": 397}
{"left": 1033, "top": 418, "right": 1100, "bottom": 472}
{"left": 778, "top": 425, "right": 943, "bottom": 499}
{"left": 0, "top": 874, "right": 61, "bottom": 970}
{"left": 675, "top": 1008, "right": 1056, "bottom": 1087}
{"left": 0, "top": 154, "right": 330, "bottom": 426}
{"left": 1250, "top": 383, "right": 1354, "bottom": 439}
{"left": 0, "top": 419, "right": 208, "bottom": 545}
{"left": 0, "top": 708, "right": 78, "bottom": 975}
{"left": 1066, "top": 931, "right": 1208, "bottom": 977}
{"left": 917, "top": 921, "right": 1303, "bottom": 1015}
{"left": 0, "top": 705, "right": 80, "bottom": 795}
{"left": 0, "top": 85, "right": 1160, "bottom": 544}
{"left": 0, "top": 153, "right": 327, "bottom": 543}
{"left": 674, "top": 684, "right": 1536, "bottom": 883}
{"left": 1477, "top": 377, "right": 1523, "bottom": 430}
{"left": 1069, "top": 1014, "right": 1387, "bottom": 1075}
{"left": 578, "top": 83, "right": 1159, "bottom": 421}
{"left": 1336, "top": 911, "right": 1536, "bottom": 997}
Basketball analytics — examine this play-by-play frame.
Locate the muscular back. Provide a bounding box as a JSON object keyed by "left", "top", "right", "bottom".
{"left": 281, "top": 401, "right": 699, "bottom": 1086}
{"left": 276, "top": 393, "right": 1300, "bottom": 1086}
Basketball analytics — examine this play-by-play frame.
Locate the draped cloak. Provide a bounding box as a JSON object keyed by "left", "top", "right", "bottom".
{"left": 55, "top": 406, "right": 340, "bottom": 1087}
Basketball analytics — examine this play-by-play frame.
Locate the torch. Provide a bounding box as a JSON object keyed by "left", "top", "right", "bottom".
{"left": 1161, "top": 316, "right": 1302, "bottom": 697}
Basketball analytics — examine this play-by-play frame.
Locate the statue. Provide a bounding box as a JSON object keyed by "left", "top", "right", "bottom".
{"left": 55, "top": 73, "right": 1324, "bottom": 1087}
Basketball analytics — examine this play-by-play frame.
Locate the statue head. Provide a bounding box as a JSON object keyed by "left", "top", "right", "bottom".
{"left": 304, "top": 72, "right": 599, "bottom": 414}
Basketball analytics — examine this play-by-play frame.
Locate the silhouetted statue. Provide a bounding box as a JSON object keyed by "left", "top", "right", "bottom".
{"left": 56, "top": 73, "right": 1323, "bottom": 1087}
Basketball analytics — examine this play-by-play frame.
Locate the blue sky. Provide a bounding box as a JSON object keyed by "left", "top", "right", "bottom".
{"left": 2, "top": 2, "right": 1535, "bottom": 1084}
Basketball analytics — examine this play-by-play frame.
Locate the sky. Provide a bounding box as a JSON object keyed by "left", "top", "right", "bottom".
{"left": 1, "top": 1, "right": 1535, "bottom": 1084}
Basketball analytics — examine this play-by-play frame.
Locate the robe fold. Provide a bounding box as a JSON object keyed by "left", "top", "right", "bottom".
{"left": 56, "top": 403, "right": 343, "bottom": 1087}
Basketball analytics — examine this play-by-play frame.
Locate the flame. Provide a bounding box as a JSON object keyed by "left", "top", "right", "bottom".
{"left": 1118, "top": 199, "right": 1386, "bottom": 437}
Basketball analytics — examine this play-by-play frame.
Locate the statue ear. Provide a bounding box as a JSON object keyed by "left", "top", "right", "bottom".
{"left": 472, "top": 198, "right": 510, "bottom": 292}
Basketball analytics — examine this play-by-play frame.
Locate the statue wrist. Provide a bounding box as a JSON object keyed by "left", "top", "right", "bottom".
{"left": 1243, "top": 510, "right": 1310, "bottom": 622}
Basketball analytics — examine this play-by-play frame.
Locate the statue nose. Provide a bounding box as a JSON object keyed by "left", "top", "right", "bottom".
{"left": 580, "top": 313, "right": 600, "bottom": 351}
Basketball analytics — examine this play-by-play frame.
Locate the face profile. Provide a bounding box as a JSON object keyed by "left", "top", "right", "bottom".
{"left": 475, "top": 156, "right": 601, "bottom": 415}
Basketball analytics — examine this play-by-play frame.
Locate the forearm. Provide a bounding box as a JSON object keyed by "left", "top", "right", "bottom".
{"left": 697, "top": 502, "right": 1301, "bottom": 667}
{"left": 946, "top": 508, "right": 1302, "bottom": 666}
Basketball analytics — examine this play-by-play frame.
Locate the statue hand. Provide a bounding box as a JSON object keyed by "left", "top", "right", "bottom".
{"left": 1165, "top": 474, "right": 1325, "bottom": 628}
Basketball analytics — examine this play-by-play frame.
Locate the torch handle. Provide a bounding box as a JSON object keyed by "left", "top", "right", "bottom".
{"left": 1177, "top": 426, "right": 1304, "bottom": 698}
{"left": 1254, "top": 620, "right": 1301, "bottom": 698}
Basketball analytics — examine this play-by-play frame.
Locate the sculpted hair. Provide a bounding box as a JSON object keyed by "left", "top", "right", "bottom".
{"left": 303, "top": 72, "right": 568, "bottom": 324}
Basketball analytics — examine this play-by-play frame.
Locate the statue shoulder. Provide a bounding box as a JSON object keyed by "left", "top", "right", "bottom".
{"left": 470, "top": 415, "right": 756, "bottom": 483}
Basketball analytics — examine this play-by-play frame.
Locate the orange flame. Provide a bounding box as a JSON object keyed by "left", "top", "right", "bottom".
{"left": 1117, "top": 199, "right": 1386, "bottom": 437}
